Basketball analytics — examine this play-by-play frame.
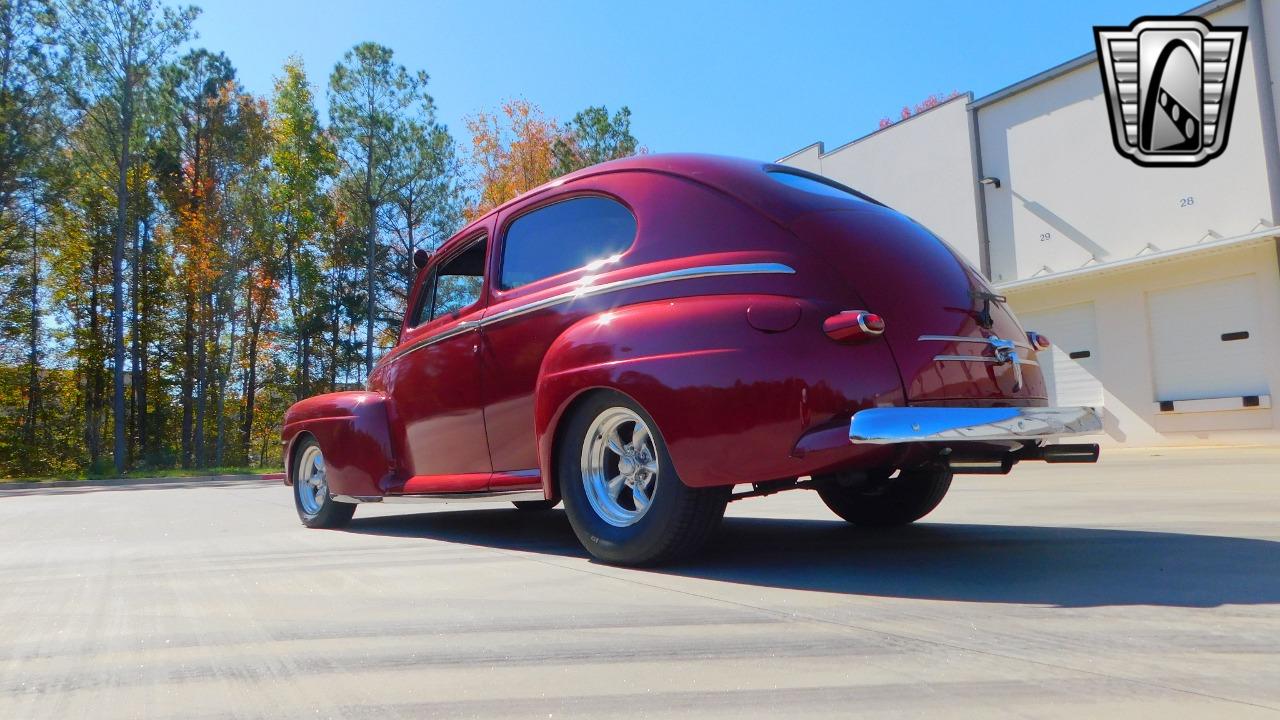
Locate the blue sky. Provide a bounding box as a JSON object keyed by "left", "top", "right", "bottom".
{"left": 191, "top": 0, "right": 1191, "bottom": 160}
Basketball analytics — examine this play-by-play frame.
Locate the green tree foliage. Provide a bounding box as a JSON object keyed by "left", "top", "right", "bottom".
{"left": 270, "top": 57, "right": 335, "bottom": 401}
{"left": 0, "top": 0, "right": 64, "bottom": 476}
{"left": 327, "top": 42, "right": 432, "bottom": 378}
{"left": 57, "top": 0, "right": 197, "bottom": 473}
{"left": 0, "top": 4, "right": 641, "bottom": 479}
{"left": 554, "top": 105, "right": 640, "bottom": 175}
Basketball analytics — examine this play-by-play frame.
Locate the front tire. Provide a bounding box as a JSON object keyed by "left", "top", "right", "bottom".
{"left": 292, "top": 437, "right": 356, "bottom": 529}
{"left": 559, "top": 392, "right": 728, "bottom": 566}
{"left": 816, "top": 463, "right": 952, "bottom": 527}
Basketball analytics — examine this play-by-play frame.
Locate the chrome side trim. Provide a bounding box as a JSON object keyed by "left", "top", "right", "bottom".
{"left": 919, "top": 334, "right": 1033, "bottom": 351}
{"left": 380, "top": 262, "right": 795, "bottom": 367}
{"left": 933, "top": 354, "right": 1039, "bottom": 367}
{"left": 850, "top": 406, "right": 1102, "bottom": 444}
{"left": 393, "top": 320, "right": 481, "bottom": 360}
{"left": 481, "top": 262, "right": 797, "bottom": 329}
{"left": 920, "top": 333, "right": 1037, "bottom": 390}
{"left": 332, "top": 489, "right": 547, "bottom": 504}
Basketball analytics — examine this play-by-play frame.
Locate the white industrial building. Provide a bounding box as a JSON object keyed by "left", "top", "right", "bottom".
{"left": 780, "top": 0, "right": 1280, "bottom": 447}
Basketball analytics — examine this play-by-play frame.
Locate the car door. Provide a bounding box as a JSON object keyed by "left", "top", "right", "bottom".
{"left": 382, "top": 233, "right": 492, "bottom": 489}
{"left": 479, "top": 192, "right": 640, "bottom": 476}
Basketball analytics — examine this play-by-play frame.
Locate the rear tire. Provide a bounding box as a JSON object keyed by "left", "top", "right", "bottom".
{"left": 292, "top": 436, "right": 356, "bottom": 529}
{"left": 559, "top": 391, "right": 729, "bottom": 566}
{"left": 816, "top": 464, "right": 952, "bottom": 527}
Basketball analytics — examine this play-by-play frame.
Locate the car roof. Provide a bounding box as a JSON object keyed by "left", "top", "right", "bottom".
{"left": 433, "top": 153, "right": 881, "bottom": 259}
{"left": 436, "top": 154, "right": 772, "bottom": 254}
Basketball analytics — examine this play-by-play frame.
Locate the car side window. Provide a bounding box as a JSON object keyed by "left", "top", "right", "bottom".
{"left": 431, "top": 239, "right": 486, "bottom": 321}
{"left": 408, "top": 266, "right": 437, "bottom": 327}
{"left": 499, "top": 195, "right": 637, "bottom": 290}
{"left": 411, "top": 237, "right": 486, "bottom": 327}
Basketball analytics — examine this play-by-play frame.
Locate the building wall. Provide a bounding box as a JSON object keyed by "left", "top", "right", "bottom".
{"left": 1005, "top": 241, "right": 1280, "bottom": 446}
{"left": 975, "top": 1, "right": 1275, "bottom": 284}
{"left": 777, "top": 96, "right": 984, "bottom": 269}
{"left": 780, "top": 0, "right": 1280, "bottom": 447}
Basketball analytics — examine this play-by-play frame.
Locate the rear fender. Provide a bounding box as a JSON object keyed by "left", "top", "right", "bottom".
{"left": 281, "top": 391, "right": 397, "bottom": 498}
{"left": 534, "top": 295, "right": 903, "bottom": 492}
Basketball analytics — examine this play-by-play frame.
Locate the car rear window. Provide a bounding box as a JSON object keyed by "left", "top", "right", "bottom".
{"left": 767, "top": 170, "right": 873, "bottom": 204}
{"left": 499, "top": 196, "right": 637, "bottom": 290}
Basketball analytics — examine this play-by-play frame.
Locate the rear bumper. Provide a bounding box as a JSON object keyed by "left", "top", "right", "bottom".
{"left": 850, "top": 406, "right": 1102, "bottom": 444}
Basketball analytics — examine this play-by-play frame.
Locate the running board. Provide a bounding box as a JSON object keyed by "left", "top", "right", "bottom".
{"left": 332, "top": 489, "right": 547, "bottom": 504}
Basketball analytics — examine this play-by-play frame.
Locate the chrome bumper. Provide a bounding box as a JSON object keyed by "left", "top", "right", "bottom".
{"left": 850, "top": 406, "right": 1102, "bottom": 444}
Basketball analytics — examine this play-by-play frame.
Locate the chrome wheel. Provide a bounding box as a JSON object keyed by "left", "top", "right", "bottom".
{"left": 296, "top": 444, "right": 328, "bottom": 517}
{"left": 581, "top": 407, "right": 660, "bottom": 527}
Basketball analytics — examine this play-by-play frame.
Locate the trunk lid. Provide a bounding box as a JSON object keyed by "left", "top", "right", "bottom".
{"left": 790, "top": 207, "right": 1048, "bottom": 404}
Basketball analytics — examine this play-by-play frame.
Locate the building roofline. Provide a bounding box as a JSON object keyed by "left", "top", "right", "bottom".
{"left": 776, "top": 141, "right": 825, "bottom": 164}
{"left": 995, "top": 225, "right": 1276, "bottom": 293}
{"left": 776, "top": 92, "right": 974, "bottom": 163}
{"left": 970, "top": 0, "right": 1243, "bottom": 110}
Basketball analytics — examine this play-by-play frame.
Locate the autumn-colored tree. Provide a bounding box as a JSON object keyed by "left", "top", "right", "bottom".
{"left": 466, "top": 100, "right": 642, "bottom": 219}
{"left": 464, "top": 99, "right": 562, "bottom": 219}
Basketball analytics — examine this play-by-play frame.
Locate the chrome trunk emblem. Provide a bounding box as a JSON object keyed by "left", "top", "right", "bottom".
{"left": 919, "top": 334, "right": 1037, "bottom": 393}
{"left": 987, "top": 337, "right": 1022, "bottom": 392}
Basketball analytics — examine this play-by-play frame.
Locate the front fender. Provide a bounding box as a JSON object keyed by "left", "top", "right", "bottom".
{"left": 534, "top": 294, "right": 902, "bottom": 491}
{"left": 281, "top": 391, "right": 397, "bottom": 497}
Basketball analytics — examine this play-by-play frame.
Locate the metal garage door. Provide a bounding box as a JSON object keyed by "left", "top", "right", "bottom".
{"left": 1019, "top": 303, "right": 1104, "bottom": 407}
{"left": 1147, "top": 275, "right": 1266, "bottom": 401}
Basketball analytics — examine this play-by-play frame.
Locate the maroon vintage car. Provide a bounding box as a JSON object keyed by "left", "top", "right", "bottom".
{"left": 280, "top": 154, "right": 1102, "bottom": 565}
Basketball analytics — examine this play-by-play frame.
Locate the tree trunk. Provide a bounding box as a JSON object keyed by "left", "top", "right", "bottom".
{"left": 194, "top": 293, "right": 208, "bottom": 467}
{"left": 87, "top": 252, "right": 103, "bottom": 467}
{"left": 240, "top": 303, "right": 262, "bottom": 462}
{"left": 135, "top": 216, "right": 151, "bottom": 459}
{"left": 129, "top": 212, "right": 145, "bottom": 463}
{"left": 111, "top": 88, "right": 133, "bottom": 474}
{"left": 300, "top": 332, "right": 311, "bottom": 399}
{"left": 216, "top": 282, "right": 237, "bottom": 467}
{"left": 365, "top": 198, "right": 376, "bottom": 378}
{"left": 181, "top": 288, "right": 194, "bottom": 467}
{"left": 24, "top": 222, "right": 40, "bottom": 451}
{"left": 283, "top": 228, "right": 304, "bottom": 401}
{"left": 405, "top": 200, "right": 416, "bottom": 300}
{"left": 329, "top": 270, "right": 339, "bottom": 389}
{"left": 364, "top": 119, "right": 377, "bottom": 379}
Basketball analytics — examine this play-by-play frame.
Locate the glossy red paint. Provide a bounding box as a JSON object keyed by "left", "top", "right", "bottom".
{"left": 280, "top": 391, "right": 396, "bottom": 497}
{"left": 380, "top": 230, "right": 492, "bottom": 482}
{"left": 283, "top": 154, "right": 1049, "bottom": 502}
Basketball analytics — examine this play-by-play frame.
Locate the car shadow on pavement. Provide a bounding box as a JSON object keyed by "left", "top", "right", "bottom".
{"left": 344, "top": 509, "right": 1280, "bottom": 608}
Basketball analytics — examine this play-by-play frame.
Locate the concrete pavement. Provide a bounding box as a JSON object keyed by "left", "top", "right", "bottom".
{"left": 1, "top": 447, "right": 1278, "bottom": 718}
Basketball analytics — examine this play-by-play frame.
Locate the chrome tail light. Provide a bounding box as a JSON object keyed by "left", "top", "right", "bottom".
{"left": 824, "top": 311, "right": 885, "bottom": 343}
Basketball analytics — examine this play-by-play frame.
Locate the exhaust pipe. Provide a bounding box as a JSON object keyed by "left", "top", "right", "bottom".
{"left": 1021, "top": 443, "right": 1100, "bottom": 464}
{"left": 947, "top": 456, "right": 1015, "bottom": 475}
{"left": 945, "top": 443, "right": 1099, "bottom": 475}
